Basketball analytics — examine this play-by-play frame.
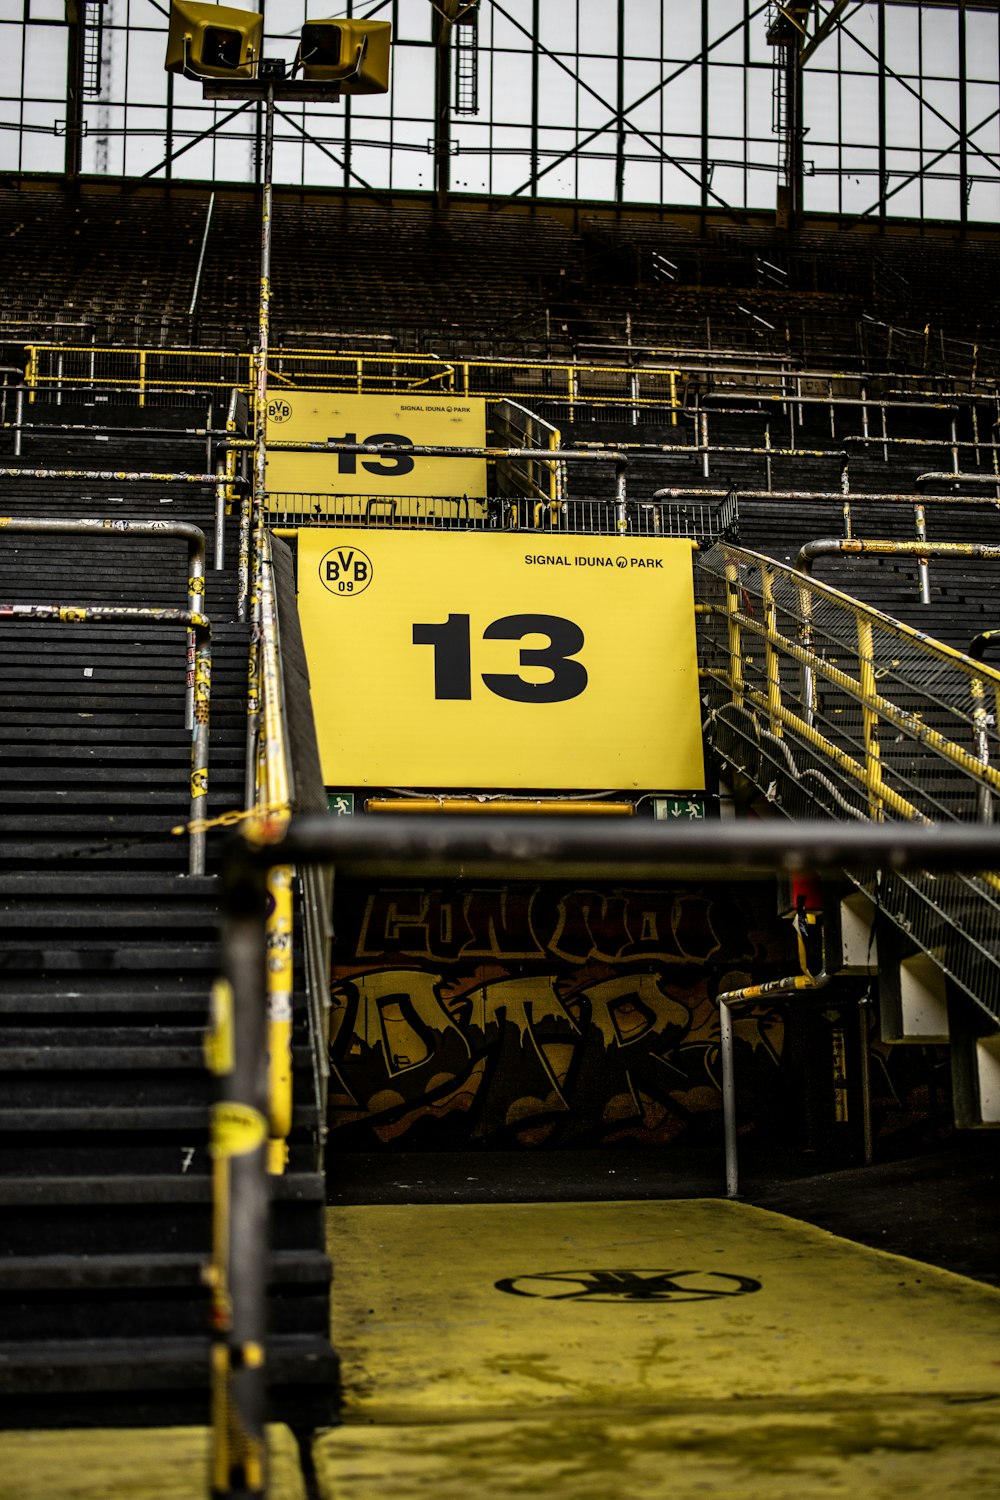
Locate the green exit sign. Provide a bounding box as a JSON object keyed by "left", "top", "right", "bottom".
{"left": 654, "top": 797, "right": 706, "bottom": 821}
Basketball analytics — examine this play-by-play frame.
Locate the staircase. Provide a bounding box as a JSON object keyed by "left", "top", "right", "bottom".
{"left": 0, "top": 405, "right": 337, "bottom": 1428}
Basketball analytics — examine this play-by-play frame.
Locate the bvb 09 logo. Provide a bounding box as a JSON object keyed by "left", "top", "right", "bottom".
{"left": 320, "top": 545, "right": 373, "bottom": 598}
{"left": 494, "top": 1269, "right": 762, "bottom": 1303}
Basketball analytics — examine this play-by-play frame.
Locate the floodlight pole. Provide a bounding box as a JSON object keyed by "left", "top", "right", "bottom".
{"left": 255, "top": 82, "right": 274, "bottom": 533}
{"left": 247, "top": 80, "right": 275, "bottom": 795}
{"left": 204, "top": 76, "right": 275, "bottom": 1500}
{"left": 180, "top": 38, "right": 386, "bottom": 1500}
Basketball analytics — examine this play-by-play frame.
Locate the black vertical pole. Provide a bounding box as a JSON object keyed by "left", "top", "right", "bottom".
{"left": 254, "top": 0, "right": 266, "bottom": 185}
{"left": 165, "top": 72, "right": 174, "bottom": 183}
{"left": 434, "top": 3, "right": 453, "bottom": 213}
{"left": 615, "top": 0, "right": 626, "bottom": 203}
{"left": 530, "top": 0, "right": 540, "bottom": 198}
{"left": 345, "top": 0, "right": 353, "bottom": 193}
{"left": 959, "top": 0, "right": 969, "bottom": 229}
{"left": 877, "top": 0, "right": 887, "bottom": 227}
{"left": 210, "top": 853, "right": 270, "bottom": 1500}
{"left": 64, "top": 1, "right": 85, "bottom": 180}
{"left": 785, "top": 22, "right": 805, "bottom": 228}
{"left": 208, "top": 85, "right": 276, "bottom": 1493}
{"left": 700, "top": 0, "right": 709, "bottom": 232}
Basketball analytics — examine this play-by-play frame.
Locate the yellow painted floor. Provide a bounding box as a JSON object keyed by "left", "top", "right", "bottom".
{"left": 315, "top": 1199, "right": 1000, "bottom": 1499}
{"left": 314, "top": 1402, "right": 1000, "bottom": 1500}
{"left": 0, "top": 1424, "right": 306, "bottom": 1500}
{"left": 4, "top": 1201, "right": 1000, "bottom": 1498}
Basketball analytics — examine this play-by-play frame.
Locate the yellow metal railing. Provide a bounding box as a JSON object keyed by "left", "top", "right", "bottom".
{"left": 491, "top": 397, "right": 564, "bottom": 504}
{"left": 23, "top": 342, "right": 684, "bottom": 417}
{"left": 24, "top": 344, "right": 246, "bottom": 402}
{"left": 246, "top": 529, "right": 295, "bottom": 1176}
{"left": 699, "top": 539, "right": 1000, "bottom": 1019}
{"left": 700, "top": 542, "right": 1000, "bottom": 828}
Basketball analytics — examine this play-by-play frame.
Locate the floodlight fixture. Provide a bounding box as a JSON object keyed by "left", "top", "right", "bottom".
{"left": 294, "top": 18, "right": 391, "bottom": 94}
{"left": 165, "top": 0, "right": 263, "bottom": 81}
{"left": 165, "top": 3, "right": 391, "bottom": 99}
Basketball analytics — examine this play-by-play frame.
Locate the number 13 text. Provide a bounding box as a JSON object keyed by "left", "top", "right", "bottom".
{"left": 412, "top": 613, "right": 588, "bottom": 703}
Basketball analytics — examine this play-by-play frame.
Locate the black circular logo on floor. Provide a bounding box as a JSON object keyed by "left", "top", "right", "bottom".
{"left": 494, "top": 1269, "right": 762, "bottom": 1303}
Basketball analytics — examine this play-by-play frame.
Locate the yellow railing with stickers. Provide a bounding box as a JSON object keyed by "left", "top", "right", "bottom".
{"left": 249, "top": 530, "right": 295, "bottom": 1177}
{"left": 23, "top": 342, "right": 682, "bottom": 418}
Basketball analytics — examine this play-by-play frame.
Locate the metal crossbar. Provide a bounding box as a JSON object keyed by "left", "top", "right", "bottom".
{"left": 0, "top": 516, "right": 209, "bottom": 728}
{"left": 796, "top": 536, "right": 1000, "bottom": 609}
{"left": 0, "top": 467, "right": 240, "bottom": 574}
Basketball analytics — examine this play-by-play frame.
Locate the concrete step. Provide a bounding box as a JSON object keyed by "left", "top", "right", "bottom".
{"left": 0, "top": 1332, "right": 339, "bottom": 1428}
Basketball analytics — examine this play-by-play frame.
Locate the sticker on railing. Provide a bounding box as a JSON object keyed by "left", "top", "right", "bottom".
{"left": 209, "top": 1103, "right": 267, "bottom": 1159}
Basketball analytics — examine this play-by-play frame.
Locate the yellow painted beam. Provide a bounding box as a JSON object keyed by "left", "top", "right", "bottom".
{"left": 364, "top": 798, "right": 635, "bottom": 815}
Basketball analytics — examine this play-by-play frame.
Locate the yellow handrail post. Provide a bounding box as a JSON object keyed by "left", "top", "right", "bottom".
{"left": 856, "top": 614, "right": 885, "bottom": 821}
{"left": 225, "top": 448, "right": 237, "bottom": 513}
{"left": 761, "top": 563, "right": 784, "bottom": 738}
{"left": 797, "top": 575, "right": 817, "bottom": 727}
{"left": 138, "top": 350, "right": 147, "bottom": 409}
{"left": 254, "top": 535, "right": 294, "bottom": 1175}
{"left": 724, "top": 558, "right": 745, "bottom": 707}
{"left": 245, "top": 614, "right": 261, "bottom": 809}
{"left": 971, "top": 671, "right": 993, "bottom": 823}
{"left": 549, "top": 426, "right": 559, "bottom": 504}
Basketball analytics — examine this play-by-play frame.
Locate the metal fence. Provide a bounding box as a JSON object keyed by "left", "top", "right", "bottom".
{"left": 265, "top": 490, "right": 738, "bottom": 540}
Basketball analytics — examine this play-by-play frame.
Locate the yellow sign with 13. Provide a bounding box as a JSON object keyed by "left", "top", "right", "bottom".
{"left": 296, "top": 530, "right": 705, "bottom": 792}
{"left": 265, "top": 392, "right": 487, "bottom": 507}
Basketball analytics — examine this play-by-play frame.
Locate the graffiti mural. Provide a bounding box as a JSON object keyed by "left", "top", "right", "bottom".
{"left": 329, "top": 881, "right": 795, "bottom": 1149}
